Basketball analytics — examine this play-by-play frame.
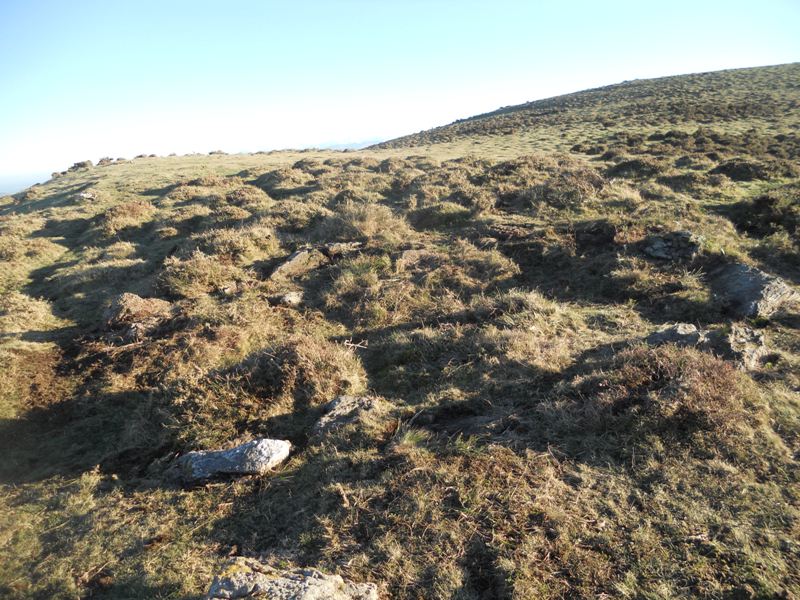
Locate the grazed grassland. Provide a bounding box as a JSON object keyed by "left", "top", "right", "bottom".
{"left": 1, "top": 63, "right": 799, "bottom": 599}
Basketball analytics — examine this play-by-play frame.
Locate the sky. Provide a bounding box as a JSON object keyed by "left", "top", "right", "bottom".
{"left": 0, "top": 0, "right": 799, "bottom": 192}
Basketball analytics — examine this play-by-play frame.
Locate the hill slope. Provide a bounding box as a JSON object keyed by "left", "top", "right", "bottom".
{"left": 374, "top": 62, "right": 800, "bottom": 156}
{"left": 1, "top": 64, "right": 799, "bottom": 599}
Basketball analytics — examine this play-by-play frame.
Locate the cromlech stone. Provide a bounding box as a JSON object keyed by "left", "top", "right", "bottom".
{"left": 104, "top": 293, "right": 174, "bottom": 342}
{"left": 312, "top": 395, "right": 389, "bottom": 438}
{"left": 645, "top": 323, "right": 708, "bottom": 347}
{"left": 206, "top": 557, "right": 378, "bottom": 600}
{"left": 177, "top": 438, "right": 290, "bottom": 482}
{"left": 645, "top": 322, "right": 769, "bottom": 370}
{"left": 322, "top": 241, "right": 363, "bottom": 258}
{"left": 707, "top": 324, "right": 770, "bottom": 371}
{"left": 268, "top": 290, "right": 304, "bottom": 308}
{"left": 643, "top": 230, "right": 703, "bottom": 261}
{"left": 270, "top": 249, "right": 329, "bottom": 280}
{"left": 709, "top": 263, "right": 798, "bottom": 319}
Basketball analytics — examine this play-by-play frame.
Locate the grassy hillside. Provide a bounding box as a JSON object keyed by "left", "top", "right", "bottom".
{"left": 1, "top": 64, "right": 799, "bottom": 599}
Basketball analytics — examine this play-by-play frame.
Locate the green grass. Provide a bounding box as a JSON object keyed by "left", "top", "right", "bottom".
{"left": 1, "top": 63, "right": 799, "bottom": 599}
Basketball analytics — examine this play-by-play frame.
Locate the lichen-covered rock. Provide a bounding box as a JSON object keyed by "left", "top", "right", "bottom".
{"left": 104, "top": 292, "right": 174, "bottom": 342}
{"left": 177, "top": 438, "right": 291, "bottom": 482}
{"left": 270, "top": 249, "right": 329, "bottom": 280}
{"left": 709, "top": 263, "right": 798, "bottom": 318}
{"left": 206, "top": 557, "right": 378, "bottom": 600}
{"left": 312, "top": 395, "right": 391, "bottom": 439}
{"left": 645, "top": 323, "right": 709, "bottom": 347}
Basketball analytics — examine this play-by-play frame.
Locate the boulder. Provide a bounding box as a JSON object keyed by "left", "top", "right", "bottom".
{"left": 270, "top": 249, "right": 329, "bottom": 280}
{"left": 312, "top": 395, "right": 390, "bottom": 439}
{"left": 643, "top": 230, "right": 703, "bottom": 261}
{"left": 104, "top": 293, "right": 173, "bottom": 342}
{"left": 206, "top": 558, "right": 378, "bottom": 600}
{"left": 177, "top": 438, "right": 291, "bottom": 482}
{"left": 709, "top": 263, "right": 798, "bottom": 319}
{"left": 645, "top": 323, "right": 709, "bottom": 347}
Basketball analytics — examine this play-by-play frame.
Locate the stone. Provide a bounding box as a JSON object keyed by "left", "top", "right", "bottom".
{"left": 322, "top": 241, "right": 363, "bottom": 258}
{"left": 709, "top": 263, "right": 798, "bottom": 319}
{"left": 643, "top": 230, "right": 703, "bottom": 261}
{"left": 177, "top": 438, "right": 291, "bottom": 482}
{"left": 269, "top": 291, "right": 304, "bottom": 308}
{"left": 206, "top": 557, "right": 378, "bottom": 600}
{"left": 645, "top": 322, "right": 769, "bottom": 370}
{"left": 312, "top": 395, "right": 390, "bottom": 438}
{"left": 270, "top": 249, "right": 329, "bottom": 280}
{"left": 104, "top": 293, "right": 173, "bottom": 342}
{"left": 645, "top": 323, "right": 709, "bottom": 347}
{"left": 707, "top": 324, "right": 769, "bottom": 370}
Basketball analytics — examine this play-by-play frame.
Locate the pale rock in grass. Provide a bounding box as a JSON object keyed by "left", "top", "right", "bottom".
{"left": 268, "top": 290, "right": 304, "bottom": 308}
{"left": 104, "top": 292, "right": 174, "bottom": 342}
{"left": 645, "top": 323, "right": 709, "bottom": 347}
{"left": 645, "top": 322, "right": 769, "bottom": 370}
{"left": 177, "top": 438, "right": 291, "bottom": 482}
{"left": 312, "top": 395, "right": 390, "bottom": 439}
{"left": 707, "top": 324, "right": 770, "bottom": 371}
{"left": 322, "top": 241, "right": 363, "bottom": 258}
{"left": 643, "top": 230, "right": 703, "bottom": 261}
{"left": 709, "top": 263, "right": 798, "bottom": 319}
{"left": 206, "top": 557, "right": 378, "bottom": 600}
{"left": 270, "top": 248, "right": 329, "bottom": 280}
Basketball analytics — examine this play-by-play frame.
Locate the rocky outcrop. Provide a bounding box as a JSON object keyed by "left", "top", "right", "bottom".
{"left": 206, "top": 558, "right": 378, "bottom": 600}
{"left": 177, "top": 438, "right": 291, "bottom": 482}
{"left": 270, "top": 249, "right": 329, "bottom": 280}
{"left": 312, "top": 395, "right": 391, "bottom": 439}
{"left": 645, "top": 322, "right": 769, "bottom": 370}
{"left": 104, "top": 293, "right": 174, "bottom": 342}
{"left": 709, "top": 263, "right": 798, "bottom": 318}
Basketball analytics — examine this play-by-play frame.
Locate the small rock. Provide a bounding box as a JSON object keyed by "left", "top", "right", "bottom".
{"left": 177, "top": 438, "right": 291, "bottom": 482}
{"left": 104, "top": 293, "right": 173, "bottom": 342}
{"left": 270, "top": 249, "right": 329, "bottom": 280}
{"left": 206, "top": 557, "right": 378, "bottom": 600}
{"left": 645, "top": 323, "right": 709, "bottom": 347}
{"left": 269, "top": 291, "right": 304, "bottom": 308}
{"left": 644, "top": 238, "right": 671, "bottom": 260}
{"left": 709, "top": 263, "right": 798, "bottom": 319}
{"left": 312, "top": 395, "right": 390, "bottom": 438}
{"left": 77, "top": 191, "right": 97, "bottom": 201}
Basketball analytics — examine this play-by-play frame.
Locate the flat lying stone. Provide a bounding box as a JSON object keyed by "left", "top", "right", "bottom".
{"left": 645, "top": 323, "right": 708, "bottom": 347}
{"left": 268, "top": 290, "right": 304, "bottom": 307}
{"left": 322, "top": 241, "right": 363, "bottom": 258}
{"left": 645, "top": 322, "right": 769, "bottom": 370}
{"left": 709, "top": 263, "right": 798, "bottom": 319}
{"left": 104, "top": 293, "right": 174, "bottom": 342}
{"left": 643, "top": 230, "right": 703, "bottom": 261}
{"left": 270, "top": 249, "right": 329, "bottom": 280}
{"left": 312, "top": 396, "right": 390, "bottom": 438}
{"left": 177, "top": 438, "right": 291, "bottom": 482}
{"left": 708, "top": 324, "right": 770, "bottom": 371}
{"left": 206, "top": 557, "right": 378, "bottom": 600}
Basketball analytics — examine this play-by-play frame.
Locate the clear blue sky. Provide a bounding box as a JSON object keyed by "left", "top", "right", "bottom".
{"left": 1, "top": 0, "right": 798, "bottom": 188}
